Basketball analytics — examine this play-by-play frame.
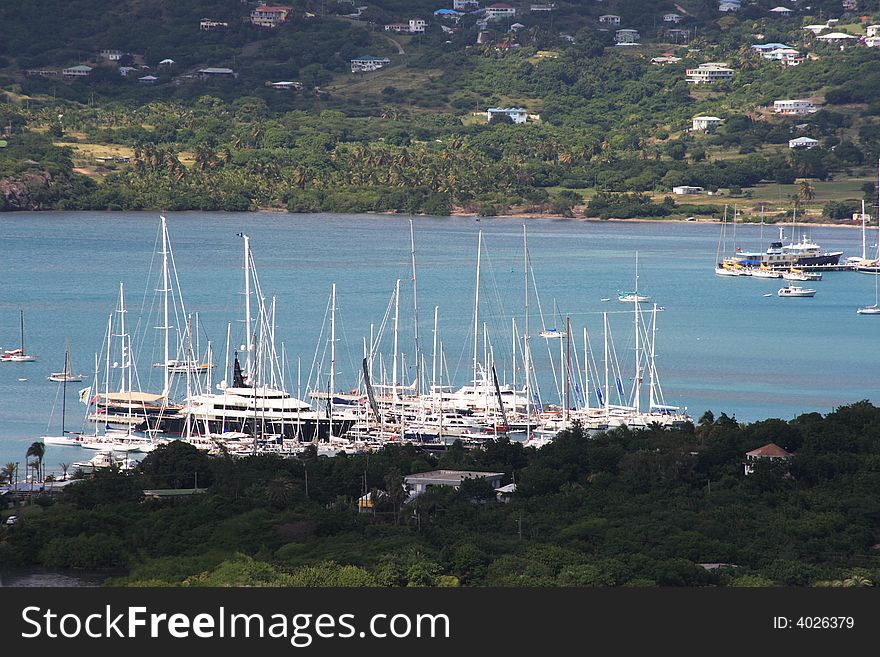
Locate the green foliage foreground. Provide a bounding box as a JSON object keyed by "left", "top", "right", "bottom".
{"left": 3, "top": 401, "right": 880, "bottom": 587}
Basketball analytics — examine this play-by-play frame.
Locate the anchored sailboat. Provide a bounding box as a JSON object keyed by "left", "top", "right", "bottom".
{"left": 2, "top": 310, "right": 36, "bottom": 362}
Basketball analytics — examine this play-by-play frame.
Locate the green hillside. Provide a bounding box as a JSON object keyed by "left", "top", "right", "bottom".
{"left": 0, "top": 0, "right": 879, "bottom": 217}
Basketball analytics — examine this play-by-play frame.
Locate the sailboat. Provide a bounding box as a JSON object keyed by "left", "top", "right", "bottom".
{"left": 41, "top": 338, "right": 85, "bottom": 447}
{"left": 714, "top": 205, "right": 743, "bottom": 276}
{"left": 2, "top": 310, "right": 36, "bottom": 362}
{"left": 619, "top": 252, "right": 653, "bottom": 301}
{"left": 858, "top": 272, "right": 880, "bottom": 314}
{"left": 48, "top": 338, "right": 83, "bottom": 382}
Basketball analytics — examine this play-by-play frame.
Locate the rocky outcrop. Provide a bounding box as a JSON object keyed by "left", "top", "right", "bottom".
{"left": 0, "top": 170, "right": 54, "bottom": 210}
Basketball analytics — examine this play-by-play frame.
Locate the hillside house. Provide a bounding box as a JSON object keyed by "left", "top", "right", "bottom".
{"left": 803, "top": 24, "right": 827, "bottom": 35}
{"left": 487, "top": 107, "right": 528, "bottom": 123}
{"left": 486, "top": 3, "right": 516, "bottom": 20}
{"left": 774, "top": 99, "right": 817, "bottom": 115}
{"left": 138, "top": 75, "right": 158, "bottom": 85}
{"left": 763, "top": 47, "right": 802, "bottom": 65}
{"left": 404, "top": 470, "right": 505, "bottom": 496}
{"left": 99, "top": 49, "right": 123, "bottom": 61}
{"left": 789, "top": 136, "right": 818, "bottom": 149}
{"left": 62, "top": 65, "right": 93, "bottom": 79}
{"left": 768, "top": 6, "right": 792, "bottom": 17}
{"left": 158, "top": 59, "right": 175, "bottom": 67}
{"left": 198, "top": 67, "right": 236, "bottom": 79}
{"left": 719, "top": 1, "right": 741, "bottom": 11}
{"left": 665, "top": 28, "right": 690, "bottom": 42}
{"left": 384, "top": 23, "right": 410, "bottom": 32}
{"left": 614, "top": 29, "right": 640, "bottom": 44}
{"left": 200, "top": 19, "right": 229, "bottom": 31}
{"left": 673, "top": 185, "right": 704, "bottom": 195}
{"left": 651, "top": 54, "right": 682, "bottom": 64}
{"left": 867, "top": 25, "right": 880, "bottom": 38}
{"left": 269, "top": 81, "right": 303, "bottom": 90}
{"left": 816, "top": 32, "right": 858, "bottom": 44}
{"left": 453, "top": 0, "right": 480, "bottom": 10}
{"left": 865, "top": 36, "right": 880, "bottom": 48}
{"left": 685, "top": 63, "right": 734, "bottom": 84}
{"left": 530, "top": 3, "right": 556, "bottom": 11}
{"left": 692, "top": 116, "right": 722, "bottom": 131}
{"left": 350, "top": 56, "right": 390, "bottom": 73}
{"left": 599, "top": 14, "right": 621, "bottom": 25}
{"left": 663, "top": 13, "right": 682, "bottom": 23}
{"left": 744, "top": 443, "right": 792, "bottom": 475}
{"left": 118, "top": 66, "right": 137, "bottom": 77}
{"left": 250, "top": 5, "right": 292, "bottom": 28}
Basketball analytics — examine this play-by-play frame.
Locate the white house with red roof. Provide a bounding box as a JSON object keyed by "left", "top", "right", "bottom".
{"left": 744, "top": 443, "right": 792, "bottom": 475}
{"left": 251, "top": 5, "right": 293, "bottom": 28}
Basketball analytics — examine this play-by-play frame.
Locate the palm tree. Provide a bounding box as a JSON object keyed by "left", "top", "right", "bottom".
{"left": 59, "top": 462, "right": 70, "bottom": 481}
{"left": 843, "top": 575, "right": 872, "bottom": 587}
{"left": 3, "top": 462, "right": 17, "bottom": 487}
{"left": 266, "top": 476, "right": 295, "bottom": 508}
{"left": 26, "top": 442, "right": 45, "bottom": 483}
{"left": 797, "top": 179, "right": 815, "bottom": 201}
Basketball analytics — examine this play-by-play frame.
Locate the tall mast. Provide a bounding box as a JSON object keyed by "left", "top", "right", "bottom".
{"left": 876, "top": 158, "right": 880, "bottom": 260}
{"left": 392, "top": 279, "right": 400, "bottom": 401}
{"left": 241, "top": 233, "right": 252, "bottom": 379}
{"left": 473, "top": 229, "right": 482, "bottom": 389}
{"left": 19, "top": 308, "right": 24, "bottom": 354}
{"left": 431, "top": 305, "right": 439, "bottom": 399}
{"left": 61, "top": 337, "right": 68, "bottom": 434}
{"left": 649, "top": 303, "right": 658, "bottom": 411}
{"left": 160, "top": 216, "right": 171, "bottom": 399}
{"left": 118, "top": 282, "right": 129, "bottom": 395}
{"left": 603, "top": 311, "right": 609, "bottom": 417}
{"left": 224, "top": 322, "right": 231, "bottom": 389}
{"left": 523, "top": 225, "right": 530, "bottom": 437}
{"left": 511, "top": 317, "right": 517, "bottom": 393}
{"left": 633, "top": 253, "right": 640, "bottom": 413}
{"left": 583, "top": 326, "right": 589, "bottom": 412}
{"left": 330, "top": 284, "right": 336, "bottom": 401}
{"left": 861, "top": 200, "right": 867, "bottom": 260}
{"left": 409, "top": 219, "right": 421, "bottom": 395}
{"left": 565, "top": 316, "right": 571, "bottom": 421}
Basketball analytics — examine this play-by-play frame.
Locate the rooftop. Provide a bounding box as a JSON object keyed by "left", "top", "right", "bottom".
{"left": 746, "top": 443, "right": 792, "bottom": 458}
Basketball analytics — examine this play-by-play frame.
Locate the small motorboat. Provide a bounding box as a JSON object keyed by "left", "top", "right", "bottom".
{"left": 777, "top": 285, "right": 816, "bottom": 298}
{"left": 782, "top": 267, "right": 809, "bottom": 282}
{"left": 618, "top": 291, "right": 652, "bottom": 302}
{"left": 857, "top": 305, "right": 880, "bottom": 315}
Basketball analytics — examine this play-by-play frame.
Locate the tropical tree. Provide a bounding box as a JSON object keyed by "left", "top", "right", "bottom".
{"left": 798, "top": 179, "right": 816, "bottom": 201}
{"left": 26, "top": 442, "right": 45, "bottom": 483}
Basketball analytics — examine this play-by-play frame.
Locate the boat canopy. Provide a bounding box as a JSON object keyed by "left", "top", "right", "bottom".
{"left": 99, "top": 391, "right": 165, "bottom": 403}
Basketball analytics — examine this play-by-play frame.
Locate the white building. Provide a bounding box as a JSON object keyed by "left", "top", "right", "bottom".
{"left": 692, "top": 116, "right": 722, "bottom": 131}
{"left": 404, "top": 470, "right": 505, "bottom": 496}
{"left": 663, "top": 13, "right": 682, "bottom": 23}
{"left": 866, "top": 36, "right": 880, "bottom": 48}
{"left": 62, "top": 65, "right": 93, "bottom": 78}
{"left": 673, "top": 186, "right": 704, "bottom": 195}
{"left": 486, "top": 3, "right": 516, "bottom": 20}
{"left": 614, "top": 29, "right": 640, "bottom": 44}
{"left": 409, "top": 18, "right": 427, "bottom": 33}
{"left": 487, "top": 107, "right": 528, "bottom": 123}
{"left": 789, "top": 136, "right": 818, "bottom": 149}
{"left": 768, "top": 6, "right": 792, "bottom": 17}
{"left": 867, "top": 25, "right": 880, "bottom": 38}
{"left": 719, "top": 1, "right": 741, "bottom": 11}
{"left": 530, "top": 3, "right": 556, "bottom": 12}
{"left": 763, "top": 48, "right": 803, "bottom": 65}
{"left": 200, "top": 18, "right": 228, "bottom": 30}
{"left": 803, "top": 24, "right": 828, "bottom": 35}
{"left": 250, "top": 5, "right": 292, "bottom": 28}
{"left": 99, "top": 49, "right": 123, "bottom": 61}
{"left": 350, "top": 56, "right": 391, "bottom": 73}
{"left": 453, "top": 0, "right": 480, "bottom": 10}
{"left": 816, "top": 32, "right": 858, "bottom": 43}
{"left": 774, "top": 99, "right": 817, "bottom": 115}
{"left": 685, "top": 63, "right": 735, "bottom": 84}
{"left": 599, "top": 14, "right": 621, "bottom": 25}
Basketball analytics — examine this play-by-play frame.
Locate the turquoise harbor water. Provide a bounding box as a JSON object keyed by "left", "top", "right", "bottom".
{"left": 0, "top": 211, "right": 876, "bottom": 470}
